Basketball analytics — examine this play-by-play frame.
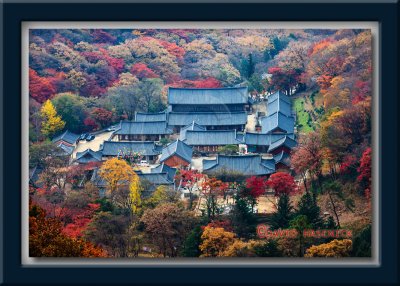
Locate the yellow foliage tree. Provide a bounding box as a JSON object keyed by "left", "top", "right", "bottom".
{"left": 305, "top": 239, "right": 352, "bottom": 257}
{"left": 98, "top": 158, "right": 136, "bottom": 195}
{"left": 40, "top": 99, "right": 65, "bottom": 138}
{"left": 199, "top": 227, "right": 236, "bottom": 257}
{"left": 222, "top": 239, "right": 261, "bottom": 257}
{"left": 129, "top": 176, "right": 142, "bottom": 215}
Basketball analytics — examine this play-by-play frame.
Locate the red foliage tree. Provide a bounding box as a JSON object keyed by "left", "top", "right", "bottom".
{"left": 159, "top": 40, "right": 186, "bottom": 59}
{"left": 357, "top": 147, "right": 371, "bottom": 200}
{"left": 203, "top": 220, "right": 234, "bottom": 232}
{"left": 29, "top": 200, "right": 106, "bottom": 257}
{"left": 267, "top": 66, "right": 301, "bottom": 95}
{"left": 91, "top": 107, "right": 113, "bottom": 127}
{"left": 92, "top": 29, "right": 116, "bottom": 44}
{"left": 267, "top": 172, "right": 297, "bottom": 197}
{"left": 130, "top": 63, "right": 158, "bottom": 79}
{"left": 169, "top": 77, "right": 222, "bottom": 88}
{"left": 245, "top": 176, "right": 267, "bottom": 199}
{"left": 29, "top": 68, "right": 56, "bottom": 103}
{"left": 84, "top": 117, "right": 99, "bottom": 131}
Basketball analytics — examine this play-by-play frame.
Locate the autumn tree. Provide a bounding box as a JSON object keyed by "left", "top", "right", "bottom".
{"left": 84, "top": 211, "right": 130, "bottom": 257}
{"left": 98, "top": 158, "right": 138, "bottom": 209}
{"left": 199, "top": 226, "right": 236, "bottom": 257}
{"left": 91, "top": 107, "right": 113, "bottom": 128}
{"left": 291, "top": 132, "right": 324, "bottom": 191}
{"left": 200, "top": 177, "right": 229, "bottom": 220}
{"left": 141, "top": 203, "right": 196, "bottom": 257}
{"left": 29, "top": 201, "right": 106, "bottom": 257}
{"left": 29, "top": 68, "right": 56, "bottom": 103}
{"left": 357, "top": 147, "right": 372, "bottom": 202}
{"left": 267, "top": 172, "right": 297, "bottom": 197}
{"left": 176, "top": 169, "right": 204, "bottom": 210}
{"left": 40, "top": 100, "right": 65, "bottom": 138}
{"left": 305, "top": 239, "right": 352, "bottom": 257}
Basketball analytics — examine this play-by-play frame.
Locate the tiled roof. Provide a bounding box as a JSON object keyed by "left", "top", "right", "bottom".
{"left": 135, "top": 111, "right": 167, "bottom": 122}
{"left": 168, "top": 112, "right": 247, "bottom": 127}
{"left": 90, "top": 168, "right": 108, "bottom": 188}
{"left": 52, "top": 130, "right": 80, "bottom": 145}
{"left": 168, "top": 87, "right": 249, "bottom": 105}
{"left": 268, "top": 136, "right": 297, "bottom": 152}
{"left": 244, "top": 132, "right": 295, "bottom": 146}
{"left": 182, "top": 130, "right": 243, "bottom": 146}
{"left": 202, "top": 155, "right": 275, "bottom": 176}
{"left": 260, "top": 112, "right": 295, "bottom": 134}
{"left": 75, "top": 149, "right": 102, "bottom": 163}
{"left": 114, "top": 121, "right": 172, "bottom": 135}
{"left": 151, "top": 163, "right": 177, "bottom": 183}
{"left": 159, "top": 140, "right": 193, "bottom": 163}
{"left": 57, "top": 142, "right": 75, "bottom": 155}
{"left": 102, "top": 141, "right": 161, "bottom": 156}
{"left": 137, "top": 173, "right": 174, "bottom": 185}
{"left": 267, "top": 91, "right": 291, "bottom": 105}
{"left": 179, "top": 121, "right": 206, "bottom": 140}
{"left": 267, "top": 96, "right": 292, "bottom": 117}
{"left": 273, "top": 151, "right": 291, "bottom": 167}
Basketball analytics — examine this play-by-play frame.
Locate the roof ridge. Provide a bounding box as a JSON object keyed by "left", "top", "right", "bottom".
{"left": 168, "top": 86, "right": 247, "bottom": 91}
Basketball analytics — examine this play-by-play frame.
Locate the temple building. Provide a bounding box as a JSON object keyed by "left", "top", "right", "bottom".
{"left": 101, "top": 141, "right": 162, "bottom": 163}
{"left": 159, "top": 139, "right": 193, "bottom": 168}
{"left": 180, "top": 129, "right": 243, "bottom": 153}
{"left": 202, "top": 154, "right": 275, "bottom": 177}
{"left": 113, "top": 121, "right": 172, "bottom": 141}
{"left": 167, "top": 87, "right": 250, "bottom": 132}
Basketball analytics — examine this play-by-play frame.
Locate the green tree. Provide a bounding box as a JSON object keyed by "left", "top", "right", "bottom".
{"left": 352, "top": 224, "right": 371, "bottom": 257}
{"left": 296, "top": 192, "right": 324, "bottom": 229}
{"left": 253, "top": 239, "right": 283, "bottom": 257}
{"left": 51, "top": 93, "right": 87, "bottom": 133}
{"left": 217, "top": 144, "right": 239, "bottom": 155}
{"left": 269, "top": 193, "right": 294, "bottom": 230}
{"left": 290, "top": 215, "right": 312, "bottom": 257}
{"left": 180, "top": 225, "right": 203, "bottom": 257}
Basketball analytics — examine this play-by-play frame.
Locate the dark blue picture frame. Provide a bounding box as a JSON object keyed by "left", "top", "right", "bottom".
{"left": 1, "top": 1, "right": 399, "bottom": 285}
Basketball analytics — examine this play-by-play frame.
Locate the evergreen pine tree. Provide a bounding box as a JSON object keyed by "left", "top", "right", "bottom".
{"left": 269, "top": 193, "right": 294, "bottom": 230}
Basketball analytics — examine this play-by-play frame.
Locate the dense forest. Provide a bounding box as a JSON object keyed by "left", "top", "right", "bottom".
{"left": 29, "top": 28, "right": 372, "bottom": 258}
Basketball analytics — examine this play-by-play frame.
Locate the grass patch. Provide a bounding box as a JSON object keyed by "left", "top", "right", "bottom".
{"left": 293, "top": 97, "right": 314, "bottom": 133}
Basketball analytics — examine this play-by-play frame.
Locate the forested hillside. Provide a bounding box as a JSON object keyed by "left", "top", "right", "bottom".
{"left": 30, "top": 28, "right": 369, "bottom": 139}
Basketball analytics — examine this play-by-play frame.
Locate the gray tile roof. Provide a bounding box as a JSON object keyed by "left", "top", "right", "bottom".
{"left": 52, "top": 130, "right": 79, "bottom": 145}
{"left": 182, "top": 130, "right": 243, "bottom": 146}
{"left": 268, "top": 136, "right": 297, "bottom": 152}
{"left": 244, "top": 132, "right": 294, "bottom": 146}
{"left": 179, "top": 122, "right": 206, "bottom": 140}
{"left": 101, "top": 141, "right": 161, "bottom": 157}
{"left": 267, "top": 97, "right": 292, "bottom": 117}
{"left": 114, "top": 121, "right": 172, "bottom": 135}
{"left": 168, "top": 87, "right": 249, "bottom": 105}
{"left": 57, "top": 142, "right": 75, "bottom": 155}
{"left": 202, "top": 155, "right": 275, "bottom": 176}
{"left": 273, "top": 151, "right": 291, "bottom": 167}
{"left": 168, "top": 112, "right": 247, "bottom": 127}
{"left": 267, "top": 91, "right": 291, "bottom": 105}
{"left": 137, "top": 173, "right": 174, "bottom": 185}
{"left": 75, "top": 149, "right": 102, "bottom": 163}
{"left": 261, "top": 112, "right": 295, "bottom": 134}
{"left": 159, "top": 140, "right": 193, "bottom": 163}
{"left": 151, "top": 163, "right": 177, "bottom": 182}
{"left": 135, "top": 111, "right": 167, "bottom": 122}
